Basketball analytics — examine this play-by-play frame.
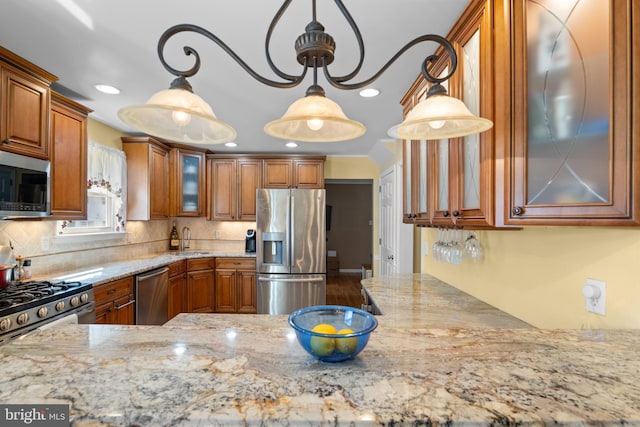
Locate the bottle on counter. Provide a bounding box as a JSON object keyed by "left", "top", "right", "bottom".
{"left": 169, "top": 221, "right": 180, "bottom": 251}
{"left": 22, "top": 259, "right": 31, "bottom": 280}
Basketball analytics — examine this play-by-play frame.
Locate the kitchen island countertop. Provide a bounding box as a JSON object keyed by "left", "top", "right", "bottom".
{"left": 1, "top": 274, "right": 639, "bottom": 425}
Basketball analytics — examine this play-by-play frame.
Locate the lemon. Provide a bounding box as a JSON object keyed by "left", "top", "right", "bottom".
{"left": 335, "top": 328, "right": 358, "bottom": 354}
{"left": 309, "top": 323, "right": 337, "bottom": 356}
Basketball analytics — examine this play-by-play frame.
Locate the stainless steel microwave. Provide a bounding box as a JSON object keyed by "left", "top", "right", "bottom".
{"left": 0, "top": 151, "right": 50, "bottom": 218}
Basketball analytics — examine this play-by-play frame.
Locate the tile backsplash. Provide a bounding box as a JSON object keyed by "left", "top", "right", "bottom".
{"left": 0, "top": 218, "right": 255, "bottom": 276}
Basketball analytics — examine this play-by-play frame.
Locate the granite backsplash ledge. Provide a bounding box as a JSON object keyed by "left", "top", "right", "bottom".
{"left": 0, "top": 218, "right": 254, "bottom": 276}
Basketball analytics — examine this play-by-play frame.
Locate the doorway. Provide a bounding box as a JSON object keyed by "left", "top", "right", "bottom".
{"left": 324, "top": 179, "right": 373, "bottom": 274}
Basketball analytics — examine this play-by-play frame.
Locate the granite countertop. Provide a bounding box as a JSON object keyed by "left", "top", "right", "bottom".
{"left": 46, "top": 250, "right": 256, "bottom": 286}
{"left": 1, "top": 274, "right": 640, "bottom": 425}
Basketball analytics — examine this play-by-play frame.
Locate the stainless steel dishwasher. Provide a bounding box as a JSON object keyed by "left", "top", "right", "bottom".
{"left": 135, "top": 266, "right": 169, "bottom": 325}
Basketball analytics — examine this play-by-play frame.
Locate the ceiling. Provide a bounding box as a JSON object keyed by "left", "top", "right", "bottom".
{"left": 0, "top": 0, "right": 470, "bottom": 157}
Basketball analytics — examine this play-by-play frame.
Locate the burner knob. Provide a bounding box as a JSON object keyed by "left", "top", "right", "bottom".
{"left": 80, "top": 293, "right": 89, "bottom": 304}
{"left": 0, "top": 318, "right": 11, "bottom": 331}
{"left": 37, "top": 307, "right": 48, "bottom": 318}
{"left": 16, "top": 312, "right": 29, "bottom": 325}
{"left": 55, "top": 301, "right": 65, "bottom": 312}
{"left": 70, "top": 296, "right": 79, "bottom": 307}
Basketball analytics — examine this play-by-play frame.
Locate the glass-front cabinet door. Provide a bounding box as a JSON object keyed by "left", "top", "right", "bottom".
{"left": 507, "top": 0, "right": 638, "bottom": 224}
{"left": 171, "top": 148, "right": 205, "bottom": 217}
{"left": 402, "top": 77, "right": 430, "bottom": 224}
{"left": 430, "top": 1, "right": 495, "bottom": 228}
{"left": 402, "top": 139, "right": 429, "bottom": 223}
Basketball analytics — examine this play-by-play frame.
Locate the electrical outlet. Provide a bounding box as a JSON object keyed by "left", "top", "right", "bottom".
{"left": 41, "top": 236, "right": 51, "bottom": 252}
{"left": 582, "top": 278, "right": 606, "bottom": 315}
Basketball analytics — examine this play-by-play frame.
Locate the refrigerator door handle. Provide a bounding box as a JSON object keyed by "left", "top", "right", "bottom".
{"left": 258, "top": 276, "right": 325, "bottom": 283}
{"left": 289, "top": 194, "right": 295, "bottom": 266}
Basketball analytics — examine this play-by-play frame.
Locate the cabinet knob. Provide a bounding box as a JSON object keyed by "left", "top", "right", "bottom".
{"left": 443, "top": 210, "right": 450, "bottom": 217}
{"left": 512, "top": 206, "right": 524, "bottom": 216}
{"left": 2, "top": 139, "right": 9, "bottom": 145}
{"left": 452, "top": 210, "right": 460, "bottom": 217}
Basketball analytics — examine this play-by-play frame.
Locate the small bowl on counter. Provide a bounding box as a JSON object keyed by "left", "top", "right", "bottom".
{"left": 288, "top": 305, "right": 378, "bottom": 362}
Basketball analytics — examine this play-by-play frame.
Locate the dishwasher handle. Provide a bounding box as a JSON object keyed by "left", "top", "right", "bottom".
{"left": 258, "top": 276, "right": 324, "bottom": 283}
{"left": 136, "top": 266, "right": 169, "bottom": 282}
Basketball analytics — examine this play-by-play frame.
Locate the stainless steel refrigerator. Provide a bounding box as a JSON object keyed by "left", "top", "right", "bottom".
{"left": 256, "top": 188, "right": 326, "bottom": 314}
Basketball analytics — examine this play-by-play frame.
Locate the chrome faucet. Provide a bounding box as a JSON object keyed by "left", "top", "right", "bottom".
{"left": 181, "top": 226, "right": 191, "bottom": 251}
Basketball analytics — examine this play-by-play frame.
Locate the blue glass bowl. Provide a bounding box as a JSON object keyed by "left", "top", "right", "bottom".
{"left": 288, "top": 305, "right": 378, "bottom": 362}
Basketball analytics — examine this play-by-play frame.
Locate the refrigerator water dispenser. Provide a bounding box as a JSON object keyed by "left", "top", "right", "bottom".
{"left": 261, "top": 232, "right": 284, "bottom": 265}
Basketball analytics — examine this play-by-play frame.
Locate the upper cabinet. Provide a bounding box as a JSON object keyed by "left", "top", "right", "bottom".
{"left": 401, "top": 0, "right": 496, "bottom": 228}
{"left": 50, "top": 92, "right": 92, "bottom": 219}
{"left": 402, "top": 79, "right": 430, "bottom": 223}
{"left": 0, "top": 46, "right": 56, "bottom": 160}
{"left": 122, "top": 136, "right": 170, "bottom": 220}
{"left": 402, "top": 0, "right": 637, "bottom": 227}
{"left": 170, "top": 146, "right": 206, "bottom": 217}
{"left": 504, "top": 0, "right": 639, "bottom": 225}
{"left": 208, "top": 156, "right": 262, "bottom": 221}
{"left": 263, "top": 157, "right": 325, "bottom": 189}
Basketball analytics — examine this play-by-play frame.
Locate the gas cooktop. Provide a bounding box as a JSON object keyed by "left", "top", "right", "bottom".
{"left": 0, "top": 281, "right": 92, "bottom": 316}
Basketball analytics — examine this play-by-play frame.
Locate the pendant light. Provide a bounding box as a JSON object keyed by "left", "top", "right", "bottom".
{"left": 118, "top": 0, "right": 492, "bottom": 144}
{"left": 393, "top": 83, "right": 493, "bottom": 140}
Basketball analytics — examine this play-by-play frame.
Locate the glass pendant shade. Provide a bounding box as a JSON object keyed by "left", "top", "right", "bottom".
{"left": 118, "top": 88, "right": 237, "bottom": 144}
{"left": 395, "top": 94, "right": 493, "bottom": 140}
{"left": 264, "top": 94, "right": 366, "bottom": 142}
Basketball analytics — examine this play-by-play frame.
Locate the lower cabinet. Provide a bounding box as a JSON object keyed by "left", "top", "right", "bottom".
{"left": 167, "top": 260, "right": 187, "bottom": 320}
{"left": 186, "top": 258, "right": 215, "bottom": 313}
{"left": 214, "top": 258, "right": 256, "bottom": 314}
{"left": 94, "top": 276, "right": 135, "bottom": 325}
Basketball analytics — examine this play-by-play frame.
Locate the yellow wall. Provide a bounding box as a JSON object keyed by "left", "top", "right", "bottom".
{"left": 87, "top": 118, "right": 124, "bottom": 149}
{"left": 421, "top": 226, "right": 640, "bottom": 329}
{"left": 324, "top": 156, "right": 381, "bottom": 275}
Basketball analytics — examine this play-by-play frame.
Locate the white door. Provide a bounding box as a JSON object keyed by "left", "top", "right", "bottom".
{"left": 379, "top": 164, "right": 414, "bottom": 276}
{"left": 379, "top": 168, "right": 396, "bottom": 276}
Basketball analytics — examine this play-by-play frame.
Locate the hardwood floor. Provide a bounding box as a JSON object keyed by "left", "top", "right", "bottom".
{"left": 326, "top": 273, "right": 362, "bottom": 308}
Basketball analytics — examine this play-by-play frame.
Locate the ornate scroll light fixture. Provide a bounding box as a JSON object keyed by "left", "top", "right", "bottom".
{"left": 118, "top": 0, "right": 493, "bottom": 144}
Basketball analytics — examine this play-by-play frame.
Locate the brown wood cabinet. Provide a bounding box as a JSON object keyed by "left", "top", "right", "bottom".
{"left": 214, "top": 257, "right": 256, "bottom": 314}
{"left": 208, "top": 157, "right": 261, "bottom": 221}
{"left": 0, "top": 47, "right": 56, "bottom": 160}
{"left": 504, "top": 0, "right": 640, "bottom": 225}
{"left": 401, "top": 0, "right": 496, "bottom": 228}
{"left": 263, "top": 158, "right": 324, "bottom": 189}
{"left": 122, "top": 137, "right": 170, "bottom": 220}
{"left": 50, "top": 92, "right": 91, "bottom": 219}
{"left": 94, "top": 276, "right": 135, "bottom": 325}
{"left": 167, "top": 259, "right": 187, "bottom": 320}
{"left": 186, "top": 257, "right": 215, "bottom": 313}
{"left": 170, "top": 146, "right": 206, "bottom": 217}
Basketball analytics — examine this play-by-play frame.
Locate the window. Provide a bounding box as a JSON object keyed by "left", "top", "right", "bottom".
{"left": 57, "top": 142, "right": 127, "bottom": 238}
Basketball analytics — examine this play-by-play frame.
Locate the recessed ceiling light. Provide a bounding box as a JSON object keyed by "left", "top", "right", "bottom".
{"left": 95, "top": 84, "right": 120, "bottom": 95}
{"left": 286, "top": 142, "right": 298, "bottom": 148}
{"left": 359, "top": 88, "right": 380, "bottom": 98}
{"left": 225, "top": 142, "right": 237, "bottom": 147}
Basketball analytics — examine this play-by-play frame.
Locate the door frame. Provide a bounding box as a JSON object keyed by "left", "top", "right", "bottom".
{"left": 324, "top": 179, "right": 374, "bottom": 274}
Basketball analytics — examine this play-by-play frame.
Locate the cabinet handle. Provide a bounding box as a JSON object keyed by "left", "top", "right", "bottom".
{"left": 107, "top": 289, "right": 116, "bottom": 295}
{"left": 443, "top": 210, "right": 450, "bottom": 217}
{"left": 512, "top": 206, "right": 524, "bottom": 216}
{"left": 452, "top": 210, "right": 460, "bottom": 217}
{"left": 115, "top": 299, "right": 136, "bottom": 310}
{"left": 2, "top": 139, "right": 10, "bottom": 145}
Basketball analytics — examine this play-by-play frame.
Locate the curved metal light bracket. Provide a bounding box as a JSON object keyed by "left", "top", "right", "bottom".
{"left": 156, "top": 0, "right": 457, "bottom": 94}
{"left": 157, "top": 23, "right": 308, "bottom": 89}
